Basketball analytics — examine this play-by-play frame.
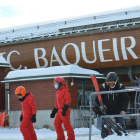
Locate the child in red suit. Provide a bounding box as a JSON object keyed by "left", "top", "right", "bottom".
{"left": 15, "top": 86, "right": 37, "bottom": 140}
{"left": 50, "top": 77, "right": 75, "bottom": 140}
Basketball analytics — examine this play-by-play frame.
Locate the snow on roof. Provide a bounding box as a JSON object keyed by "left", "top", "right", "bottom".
{"left": 0, "top": 6, "right": 140, "bottom": 45}
{"left": 2, "top": 65, "right": 103, "bottom": 83}
{"left": 0, "top": 56, "right": 11, "bottom": 67}
{"left": 1, "top": 5, "right": 140, "bottom": 32}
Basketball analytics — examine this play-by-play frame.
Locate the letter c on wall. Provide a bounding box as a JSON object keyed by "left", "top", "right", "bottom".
{"left": 7, "top": 50, "right": 22, "bottom": 70}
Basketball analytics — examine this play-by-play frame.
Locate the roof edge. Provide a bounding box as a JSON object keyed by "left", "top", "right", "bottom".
{"left": 2, "top": 75, "right": 105, "bottom": 83}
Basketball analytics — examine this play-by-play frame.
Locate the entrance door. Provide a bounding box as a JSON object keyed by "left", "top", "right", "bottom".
{"left": 77, "top": 79, "right": 96, "bottom": 106}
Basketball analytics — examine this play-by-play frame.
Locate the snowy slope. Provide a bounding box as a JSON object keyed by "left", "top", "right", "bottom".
{"left": 0, "top": 126, "right": 140, "bottom": 140}
{"left": 0, "top": 126, "right": 100, "bottom": 140}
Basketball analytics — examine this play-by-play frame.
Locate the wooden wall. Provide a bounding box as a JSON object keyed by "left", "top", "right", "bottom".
{"left": 9, "top": 78, "right": 78, "bottom": 110}
{"left": 68, "top": 78, "right": 78, "bottom": 108}
{"left": 0, "top": 67, "right": 6, "bottom": 110}
{"left": 1, "top": 28, "right": 140, "bottom": 74}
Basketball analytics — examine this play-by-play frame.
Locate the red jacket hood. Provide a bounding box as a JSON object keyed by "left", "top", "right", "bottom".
{"left": 55, "top": 84, "right": 69, "bottom": 91}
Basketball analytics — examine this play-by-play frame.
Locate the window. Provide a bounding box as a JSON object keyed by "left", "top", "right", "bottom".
{"left": 77, "top": 81, "right": 83, "bottom": 106}
{"left": 85, "top": 80, "right": 95, "bottom": 106}
{"left": 77, "top": 79, "right": 96, "bottom": 106}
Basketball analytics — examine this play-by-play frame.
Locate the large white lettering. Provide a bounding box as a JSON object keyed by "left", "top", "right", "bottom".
{"left": 98, "top": 39, "right": 113, "bottom": 62}
{"left": 62, "top": 43, "right": 80, "bottom": 65}
{"left": 34, "top": 48, "right": 48, "bottom": 68}
{"left": 50, "top": 46, "right": 63, "bottom": 66}
{"left": 113, "top": 38, "right": 120, "bottom": 61}
{"left": 2, "top": 35, "right": 139, "bottom": 71}
{"left": 81, "top": 41, "right": 97, "bottom": 63}
{"left": 7, "top": 51, "right": 22, "bottom": 70}
{"left": 121, "top": 36, "right": 138, "bottom": 60}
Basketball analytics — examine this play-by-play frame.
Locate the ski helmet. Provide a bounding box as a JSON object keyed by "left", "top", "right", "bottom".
{"left": 54, "top": 77, "right": 64, "bottom": 84}
{"left": 106, "top": 72, "right": 118, "bottom": 82}
{"left": 15, "top": 86, "right": 26, "bottom": 97}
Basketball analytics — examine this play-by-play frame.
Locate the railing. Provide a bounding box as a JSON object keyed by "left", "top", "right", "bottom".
{"left": 89, "top": 88, "right": 140, "bottom": 140}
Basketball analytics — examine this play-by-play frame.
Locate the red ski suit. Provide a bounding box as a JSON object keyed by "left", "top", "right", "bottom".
{"left": 20, "top": 93, "right": 37, "bottom": 140}
{"left": 54, "top": 85, "right": 75, "bottom": 140}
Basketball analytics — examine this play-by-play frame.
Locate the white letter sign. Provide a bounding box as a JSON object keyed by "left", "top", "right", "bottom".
{"left": 62, "top": 43, "right": 80, "bottom": 65}
{"left": 34, "top": 48, "right": 48, "bottom": 68}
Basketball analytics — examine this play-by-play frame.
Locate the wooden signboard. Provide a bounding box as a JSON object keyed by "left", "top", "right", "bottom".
{"left": 0, "top": 28, "right": 140, "bottom": 74}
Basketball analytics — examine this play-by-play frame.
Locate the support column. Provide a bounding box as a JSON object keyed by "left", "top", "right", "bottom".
{"left": 0, "top": 56, "right": 10, "bottom": 110}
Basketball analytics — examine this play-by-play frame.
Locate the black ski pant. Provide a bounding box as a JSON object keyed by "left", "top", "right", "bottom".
{"left": 101, "top": 117, "right": 126, "bottom": 139}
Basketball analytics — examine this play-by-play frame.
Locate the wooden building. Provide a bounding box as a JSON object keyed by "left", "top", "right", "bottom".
{"left": 1, "top": 6, "right": 140, "bottom": 128}
{"left": 2, "top": 65, "right": 103, "bottom": 129}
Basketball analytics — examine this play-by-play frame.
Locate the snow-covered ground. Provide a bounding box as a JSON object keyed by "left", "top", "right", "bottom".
{"left": 0, "top": 126, "right": 140, "bottom": 140}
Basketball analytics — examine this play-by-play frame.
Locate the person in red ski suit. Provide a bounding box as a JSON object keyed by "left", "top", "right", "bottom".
{"left": 15, "top": 86, "right": 37, "bottom": 140}
{"left": 50, "top": 77, "right": 75, "bottom": 140}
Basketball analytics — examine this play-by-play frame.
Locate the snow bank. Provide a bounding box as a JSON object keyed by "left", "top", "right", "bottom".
{"left": 5, "top": 65, "right": 102, "bottom": 79}
{"left": 74, "top": 125, "right": 100, "bottom": 135}
{"left": 3, "top": 65, "right": 103, "bottom": 83}
{"left": 0, "top": 126, "right": 100, "bottom": 140}
{"left": 104, "top": 133, "right": 140, "bottom": 140}
{"left": 0, "top": 126, "right": 139, "bottom": 140}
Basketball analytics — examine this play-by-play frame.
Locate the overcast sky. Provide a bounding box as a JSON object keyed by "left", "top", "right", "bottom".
{"left": 0, "top": 0, "right": 140, "bottom": 29}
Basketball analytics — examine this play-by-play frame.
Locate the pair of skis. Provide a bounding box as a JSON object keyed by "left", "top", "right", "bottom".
{"left": 93, "top": 102, "right": 128, "bottom": 136}
{"left": 90, "top": 75, "right": 129, "bottom": 136}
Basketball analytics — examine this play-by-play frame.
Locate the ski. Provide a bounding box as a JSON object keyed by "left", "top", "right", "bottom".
{"left": 92, "top": 106, "right": 113, "bottom": 133}
{"left": 90, "top": 75, "right": 106, "bottom": 114}
{"left": 93, "top": 102, "right": 123, "bottom": 135}
{"left": 106, "top": 116, "right": 129, "bottom": 135}
{"left": 90, "top": 75, "right": 111, "bottom": 134}
{"left": 94, "top": 103, "right": 129, "bottom": 135}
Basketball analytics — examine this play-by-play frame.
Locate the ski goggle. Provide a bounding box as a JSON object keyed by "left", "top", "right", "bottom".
{"left": 16, "top": 93, "right": 22, "bottom": 96}
{"left": 106, "top": 79, "right": 117, "bottom": 87}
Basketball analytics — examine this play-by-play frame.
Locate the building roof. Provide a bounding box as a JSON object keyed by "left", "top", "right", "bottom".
{"left": 2, "top": 65, "right": 104, "bottom": 83}
{"left": 0, "top": 6, "right": 140, "bottom": 46}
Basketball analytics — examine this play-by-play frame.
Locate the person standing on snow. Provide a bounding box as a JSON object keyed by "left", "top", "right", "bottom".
{"left": 15, "top": 86, "right": 37, "bottom": 140}
{"left": 95, "top": 72, "right": 128, "bottom": 139}
{"left": 50, "top": 77, "right": 75, "bottom": 140}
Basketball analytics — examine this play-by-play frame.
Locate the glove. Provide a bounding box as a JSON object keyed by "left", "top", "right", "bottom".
{"left": 20, "top": 115, "right": 23, "bottom": 122}
{"left": 50, "top": 107, "right": 58, "bottom": 118}
{"left": 62, "top": 104, "right": 69, "bottom": 116}
{"left": 31, "top": 115, "right": 36, "bottom": 123}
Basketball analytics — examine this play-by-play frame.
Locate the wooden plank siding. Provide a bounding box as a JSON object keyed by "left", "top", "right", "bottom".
{"left": 0, "top": 68, "right": 6, "bottom": 110}
{"left": 9, "top": 78, "right": 78, "bottom": 110}
{"left": 3, "top": 28, "right": 140, "bottom": 110}
{"left": 0, "top": 28, "right": 139, "bottom": 74}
